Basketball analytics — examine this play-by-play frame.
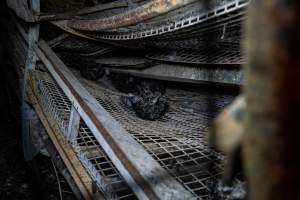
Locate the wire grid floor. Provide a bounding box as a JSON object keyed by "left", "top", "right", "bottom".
{"left": 80, "top": 75, "right": 235, "bottom": 199}
{"left": 34, "top": 70, "right": 235, "bottom": 199}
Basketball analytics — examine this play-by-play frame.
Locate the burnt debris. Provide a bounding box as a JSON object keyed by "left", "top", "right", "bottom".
{"left": 122, "top": 91, "right": 168, "bottom": 120}
{"left": 109, "top": 73, "right": 168, "bottom": 120}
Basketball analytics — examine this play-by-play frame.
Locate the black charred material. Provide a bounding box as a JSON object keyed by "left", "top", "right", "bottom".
{"left": 109, "top": 73, "right": 168, "bottom": 120}
{"left": 122, "top": 92, "right": 168, "bottom": 120}
{"left": 58, "top": 52, "right": 104, "bottom": 81}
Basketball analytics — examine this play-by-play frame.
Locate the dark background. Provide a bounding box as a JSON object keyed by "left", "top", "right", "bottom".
{"left": 0, "top": 2, "right": 37, "bottom": 199}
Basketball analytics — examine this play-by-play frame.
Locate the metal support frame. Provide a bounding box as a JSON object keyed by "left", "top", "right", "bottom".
{"left": 21, "top": 0, "right": 41, "bottom": 161}
{"left": 85, "top": 0, "right": 249, "bottom": 41}
{"left": 27, "top": 75, "right": 104, "bottom": 199}
{"left": 68, "top": 0, "right": 198, "bottom": 31}
{"left": 108, "top": 63, "right": 242, "bottom": 86}
{"left": 67, "top": 106, "right": 81, "bottom": 144}
{"left": 34, "top": 40, "right": 196, "bottom": 200}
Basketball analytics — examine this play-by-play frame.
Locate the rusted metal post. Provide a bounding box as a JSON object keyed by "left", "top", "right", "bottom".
{"left": 243, "top": 1, "right": 300, "bottom": 199}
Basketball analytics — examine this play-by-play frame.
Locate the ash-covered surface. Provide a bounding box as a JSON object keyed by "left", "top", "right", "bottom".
{"left": 208, "top": 180, "right": 246, "bottom": 200}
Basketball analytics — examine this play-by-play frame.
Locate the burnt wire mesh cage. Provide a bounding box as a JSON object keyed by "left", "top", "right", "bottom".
{"left": 31, "top": 67, "right": 235, "bottom": 199}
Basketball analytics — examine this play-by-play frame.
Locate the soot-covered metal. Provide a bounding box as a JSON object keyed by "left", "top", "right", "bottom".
{"left": 4, "top": 0, "right": 252, "bottom": 199}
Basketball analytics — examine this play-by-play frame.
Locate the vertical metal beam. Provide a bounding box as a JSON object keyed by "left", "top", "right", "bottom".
{"left": 243, "top": 1, "right": 300, "bottom": 199}
{"left": 67, "top": 106, "right": 81, "bottom": 144}
{"left": 21, "top": 0, "right": 40, "bottom": 161}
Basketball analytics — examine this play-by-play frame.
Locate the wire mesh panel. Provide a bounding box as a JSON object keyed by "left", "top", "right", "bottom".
{"left": 76, "top": 123, "right": 137, "bottom": 200}
{"left": 34, "top": 71, "right": 137, "bottom": 200}
{"left": 33, "top": 69, "right": 235, "bottom": 199}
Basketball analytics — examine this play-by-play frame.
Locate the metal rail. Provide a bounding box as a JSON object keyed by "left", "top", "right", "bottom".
{"left": 85, "top": 0, "right": 249, "bottom": 41}
{"left": 34, "top": 40, "right": 196, "bottom": 200}
{"left": 68, "top": 0, "right": 198, "bottom": 31}
{"left": 106, "top": 64, "right": 242, "bottom": 85}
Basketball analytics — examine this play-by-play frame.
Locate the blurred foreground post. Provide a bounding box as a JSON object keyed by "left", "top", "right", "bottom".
{"left": 243, "top": 1, "right": 300, "bottom": 199}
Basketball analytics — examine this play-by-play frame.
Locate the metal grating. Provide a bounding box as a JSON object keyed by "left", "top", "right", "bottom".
{"left": 87, "top": 0, "right": 250, "bottom": 41}
{"left": 80, "top": 76, "right": 235, "bottom": 199}
{"left": 146, "top": 45, "right": 244, "bottom": 65}
{"left": 76, "top": 123, "right": 137, "bottom": 200}
{"left": 35, "top": 72, "right": 136, "bottom": 200}
{"left": 33, "top": 69, "right": 235, "bottom": 199}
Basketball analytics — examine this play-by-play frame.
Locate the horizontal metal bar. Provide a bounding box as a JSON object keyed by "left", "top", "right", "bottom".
{"left": 35, "top": 40, "right": 196, "bottom": 200}
{"left": 107, "top": 63, "right": 242, "bottom": 86}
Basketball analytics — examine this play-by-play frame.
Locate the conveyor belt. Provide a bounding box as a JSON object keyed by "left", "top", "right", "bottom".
{"left": 31, "top": 68, "right": 235, "bottom": 199}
